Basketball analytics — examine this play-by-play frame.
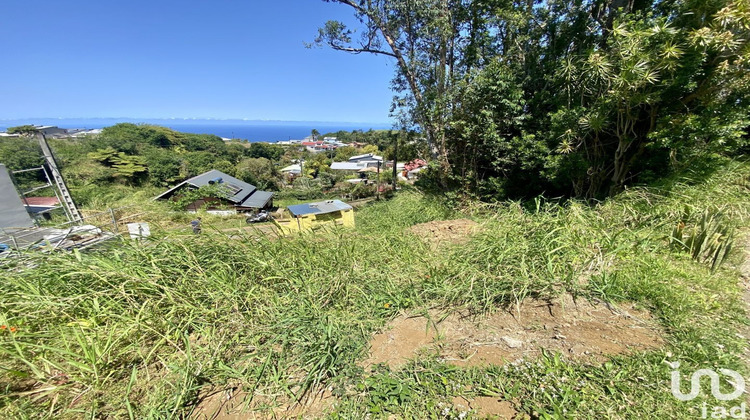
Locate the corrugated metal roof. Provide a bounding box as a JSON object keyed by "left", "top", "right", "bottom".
{"left": 239, "top": 190, "right": 274, "bottom": 208}
{"left": 349, "top": 153, "right": 374, "bottom": 161}
{"left": 155, "top": 169, "right": 257, "bottom": 203}
{"left": 349, "top": 153, "right": 383, "bottom": 162}
{"left": 281, "top": 164, "right": 301, "bottom": 172}
{"left": 184, "top": 170, "right": 256, "bottom": 204}
{"left": 287, "top": 200, "right": 352, "bottom": 216}
{"left": 330, "top": 162, "right": 361, "bottom": 170}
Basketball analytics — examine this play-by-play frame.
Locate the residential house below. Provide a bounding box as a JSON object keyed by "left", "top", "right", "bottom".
{"left": 300, "top": 137, "right": 347, "bottom": 153}
{"left": 22, "top": 197, "right": 61, "bottom": 220}
{"left": 33, "top": 126, "right": 70, "bottom": 138}
{"left": 331, "top": 153, "right": 384, "bottom": 171}
{"left": 280, "top": 164, "right": 302, "bottom": 175}
{"left": 403, "top": 159, "right": 428, "bottom": 180}
{"left": 348, "top": 153, "right": 383, "bottom": 166}
{"left": 280, "top": 163, "right": 302, "bottom": 182}
{"left": 155, "top": 169, "right": 273, "bottom": 214}
{"left": 274, "top": 200, "right": 354, "bottom": 234}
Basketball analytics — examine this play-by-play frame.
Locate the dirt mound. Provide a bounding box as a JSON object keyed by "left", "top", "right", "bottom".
{"left": 364, "top": 295, "right": 663, "bottom": 369}
{"left": 409, "top": 219, "right": 479, "bottom": 248}
{"left": 452, "top": 396, "right": 519, "bottom": 419}
{"left": 191, "top": 387, "right": 335, "bottom": 420}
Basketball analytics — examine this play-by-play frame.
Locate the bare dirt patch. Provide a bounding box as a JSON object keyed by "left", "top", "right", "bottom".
{"left": 452, "top": 395, "right": 519, "bottom": 419}
{"left": 191, "top": 387, "right": 335, "bottom": 420}
{"left": 364, "top": 295, "right": 663, "bottom": 369}
{"left": 367, "top": 315, "right": 437, "bottom": 369}
{"left": 409, "top": 219, "right": 480, "bottom": 248}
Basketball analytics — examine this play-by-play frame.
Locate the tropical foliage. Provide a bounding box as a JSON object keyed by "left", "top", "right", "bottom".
{"left": 317, "top": 0, "right": 750, "bottom": 198}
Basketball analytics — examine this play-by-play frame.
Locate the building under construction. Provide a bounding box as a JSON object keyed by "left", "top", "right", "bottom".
{"left": 0, "top": 133, "right": 114, "bottom": 253}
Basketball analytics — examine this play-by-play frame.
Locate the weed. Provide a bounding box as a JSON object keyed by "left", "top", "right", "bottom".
{"left": 1, "top": 159, "right": 749, "bottom": 418}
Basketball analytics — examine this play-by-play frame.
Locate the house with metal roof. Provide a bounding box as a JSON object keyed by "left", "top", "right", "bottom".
{"left": 331, "top": 153, "right": 384, "bottom": 171}
{"left": 280, "top": 164, "right": 302, "bottom": 175}
{"left": 155, "top": 169, "right": 273, "bottom": 213}
{"left": 22, "top": 197, "right": 61, "bottom": 220}
{"left": 274, "top": 199, "right": 354, "bottom": 234}
{"left": 330, "top": 162, "right": 362, "bottom": 171}
{"left": 348, "top": 153, "right": 383, "bottom": 165}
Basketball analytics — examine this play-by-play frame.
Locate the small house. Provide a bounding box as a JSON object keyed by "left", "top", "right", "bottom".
{"left": 23, "top": 197, "right": 60, "bottom": 220}
{"left": 330, "top": 162, "right": 362, "bottom": 171}
{"left": 331, "top": 154, "right": 384, "bottom": 172}
{"left": 281, "top": 164, "right": 302, "bottom": 175}
{"left": 404, "top": 159, "right": 428, "bottom": 180}
{"left": 34, "top": 126, "right": 70, "bottom": 138}
{"left": 274, "top": 200, "right": 354, "bottom": 234}
{"left": 348, "top": 153, "right": 383, "bottom": 168}
{"left": 155, "top": 169, "right": 273, "bottom": 214}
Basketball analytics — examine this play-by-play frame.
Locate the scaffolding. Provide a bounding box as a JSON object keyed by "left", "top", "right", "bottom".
{"left": 36, "top": 133, "right": 83, "bottom": 223}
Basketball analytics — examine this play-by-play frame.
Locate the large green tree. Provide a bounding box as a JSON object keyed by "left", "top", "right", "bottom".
{"left": 316, "top": 0, "right": 472, "bottom": 182}
{"left": 318, "top": 0, "right": 750, "bottom": 199}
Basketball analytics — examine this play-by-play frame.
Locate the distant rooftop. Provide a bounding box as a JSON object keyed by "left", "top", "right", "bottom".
{"left": 287, "top": 200, "right": 352, "bottom": 217}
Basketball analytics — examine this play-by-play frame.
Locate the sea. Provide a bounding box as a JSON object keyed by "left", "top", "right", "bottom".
{"left": 0, "top": 118, "right": 394, "bottom": 143}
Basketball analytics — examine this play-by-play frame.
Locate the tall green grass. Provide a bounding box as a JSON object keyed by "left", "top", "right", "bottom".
{"left": 1, "top": 159, "right": 749, "bottom": 418}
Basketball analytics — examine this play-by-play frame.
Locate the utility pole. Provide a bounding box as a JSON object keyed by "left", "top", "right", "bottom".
{"left": 376, "top": 160, "right": 381, "bottom": 200}
{"left": 392, "top": 131, "right": 399, "bottom": 190}
{"left": 36, "top": 132, "right": 83, "bottom": 224}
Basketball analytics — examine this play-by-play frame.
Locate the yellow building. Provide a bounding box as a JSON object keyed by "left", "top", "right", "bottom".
{"left": 274, "top": 200, "right": 355, "bottom": 234}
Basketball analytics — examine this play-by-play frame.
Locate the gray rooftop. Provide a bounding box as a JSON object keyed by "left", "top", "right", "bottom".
{"left": 0, "top": 164, "right": 34, "bottom": 230}
{"left": 156, "top": 169, "right": 273, "bottom": 209}
{"left": 182, "top": 169, "right": 257, "bottom": 204}
{"left": 240, "top": 190, "right": 274, "bottom": 209}
{"left": 287, "top": 200, "right": 352, "bottom": 217}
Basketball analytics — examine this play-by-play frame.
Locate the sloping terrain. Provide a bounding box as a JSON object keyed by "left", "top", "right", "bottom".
{"left": 1, "top": 162, "right": 749, "bottom": 418}
{"left": 365, "top": 295, "right": 663, "bottom": 369}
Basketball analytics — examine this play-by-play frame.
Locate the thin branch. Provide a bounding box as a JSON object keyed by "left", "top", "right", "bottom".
{"left": 329, "top": 45, "right": 398, "bottom": 57}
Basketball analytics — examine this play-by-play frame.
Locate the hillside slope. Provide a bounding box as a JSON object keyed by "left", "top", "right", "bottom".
{"left": 1, "top": 159, "right": 749, "bottom": 418}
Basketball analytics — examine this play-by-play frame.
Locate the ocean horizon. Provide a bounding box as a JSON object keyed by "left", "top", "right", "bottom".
{"left": 0, "top": 118, "right": 394, "bottom": 143}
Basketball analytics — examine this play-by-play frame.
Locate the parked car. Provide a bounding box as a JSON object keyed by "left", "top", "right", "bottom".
{"left": 246, "top": 211, "right": 271, "bottom": 224}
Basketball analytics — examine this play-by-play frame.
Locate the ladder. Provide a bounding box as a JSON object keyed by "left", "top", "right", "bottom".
{"left": 36, "top": 133, "right": 83, "bottom": 223}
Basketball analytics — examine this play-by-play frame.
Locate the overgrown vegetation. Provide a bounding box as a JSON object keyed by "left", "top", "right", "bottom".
{"left": 1, "top": 158, "right": 748, "bottom": 418}
{"left": 317, "top": 0, "right": 750, "bottom": 199}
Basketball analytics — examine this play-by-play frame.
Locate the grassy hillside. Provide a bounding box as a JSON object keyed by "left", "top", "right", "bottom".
{"left": 1, "top": 159, "right": 749, "bottom": 418}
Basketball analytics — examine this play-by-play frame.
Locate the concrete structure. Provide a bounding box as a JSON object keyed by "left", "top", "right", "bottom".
{"left": 155, "top": 169, "right": 273, "bottom": 213}
{"left": 274, "top": 200, "right": 354, "bottom": 234}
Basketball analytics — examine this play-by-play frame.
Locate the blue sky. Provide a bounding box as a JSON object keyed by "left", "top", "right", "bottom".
{"left": 0, "top": 1, "right": 396, "bottom": 123}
